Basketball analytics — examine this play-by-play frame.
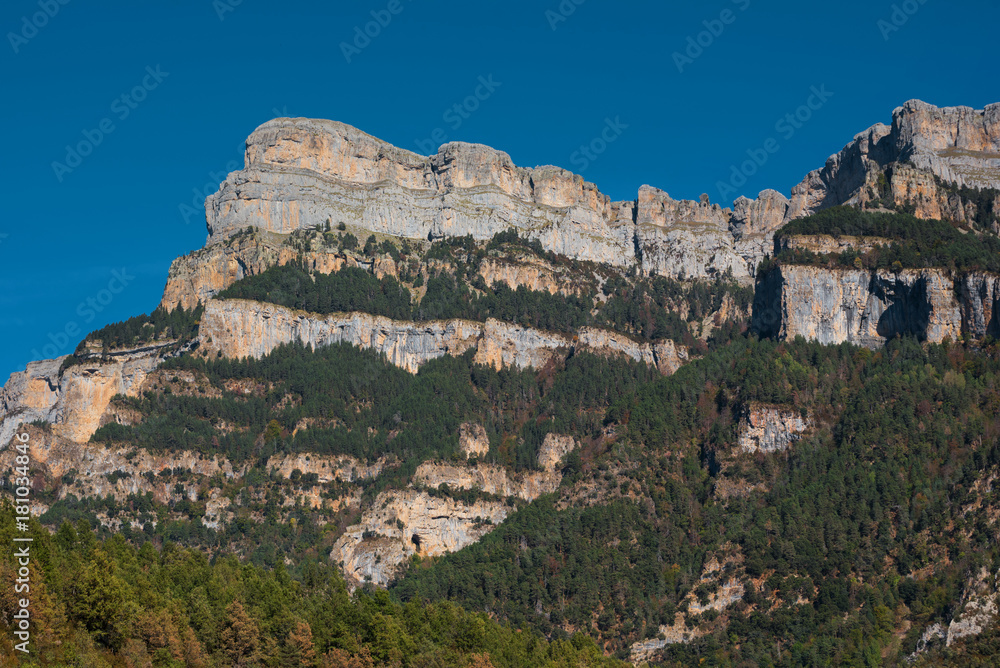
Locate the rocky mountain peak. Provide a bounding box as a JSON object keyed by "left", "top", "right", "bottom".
{"left": 788, "top": 100, "right": 1000, "bottom": 223}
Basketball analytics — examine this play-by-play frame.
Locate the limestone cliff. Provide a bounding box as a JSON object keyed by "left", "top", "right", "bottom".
{"left": 738, "top": 404, "right": 811, "bottom": 454}
{"left": 333, "top": 432, "right": 578, "bottom": 587}
{"left": 332, "top": 489, "right": 509, "bottom": 587}
{"left": 198, "top": 117, "right": 792, "bottom": 280}
{"left": 0, "top": 344, "right": 172, "bottom": 446}
{"left": 457, "top": 422, "right": 490, "bottom": 459}
{"left": 412, "top": 461, "right": 560, "bottom": 502}
{"left": 787, "top": 100, "right": 1000, "bottom": 227}
{"left": 199, "top": 299, "right": 689, "bottom": 375}
{"left": 752, "top": 264, "right": 980, "bottom": 347}
{"left": 161, "top": 229, "right": 360, "bottom": 311}
{"left": 959, "top": 272, "right": 1000, "bottom": 339}
{"left": 198, "top": 299, "right": 482, "bottom": 373}
{"left": 166, "top": 100, "right": 1000, "bottom": 303}
{"left": 633, "top": 185, "right": 753, "bottom": 280}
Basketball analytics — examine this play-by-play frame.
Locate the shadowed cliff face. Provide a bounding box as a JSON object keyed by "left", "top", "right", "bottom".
{"left": 751, "top": 264, "right": 999, "bottom": 347}
{"left": 871, "top": 274, "right": 932, "bottom": 341}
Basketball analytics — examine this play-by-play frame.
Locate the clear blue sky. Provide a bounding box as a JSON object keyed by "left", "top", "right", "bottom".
{"left": 1, "top": 0, "right": 997, "bottom": 382}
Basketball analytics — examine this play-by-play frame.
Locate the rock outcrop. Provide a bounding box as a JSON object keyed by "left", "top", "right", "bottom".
{"left": 412, "top": 461, "right": 561, "bottom": 502}
{"left": 738, "top": 404, "right": 811, "bottom": 453}
{"left": 199, "top": 299, "right": 689, "bottom": 375}
{"left": 457, "top": 422, "right": 490, "bottom": 459}
{"left": 266, "top": 453, "right": 383, "bottom": 484}
{"left": 787, "top": 100, "right": 1000, "bottom": 225}
{"left": 632, "top": 185, "right": 753, "bottom": 280}
{"left": 909, "top": 568, "right": 1000, "bottom": 659}
{"left": 730, "top": 189, "right": 791, "bottom": 275}
{"left": 0, "top": 345, "right": 171, "bottom": 446}
{"left": 198, "top": 299, "right": 482, "bottom": 373}
{"left": 752, "top": 264, "right": 983, "bottom": 347}
{"left": 161, "top": 230, "right": 360, "bottom": 311}
{"left": 629, "top": 555, "right": 745, "bottom": 664}
{"left": 333, "top": 432, "right": 577, "bottom": 588}
{"left": 0, "top": 428, "right": 239, "bottom": 506}
{"left": 198, "top": 117, "right": 796, "bottom": 281}
{"left": 477, "top": 255, "right": 589, "bottom": 296}
{"left": 959, "top": 272, "right": 1000, "bottom": 339}
{"left": 537, "top": 433, "right": 576, "bottom": 472}
{"left": 332, "top": 488, "right": 509, "bottom": 587}
{"left": 471, "top": 319, "right": 569, "bottom": 370}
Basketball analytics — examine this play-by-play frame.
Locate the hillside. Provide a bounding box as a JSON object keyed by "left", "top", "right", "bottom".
{"left": 2, "top": 101, "right": 1000, "bottom": 666}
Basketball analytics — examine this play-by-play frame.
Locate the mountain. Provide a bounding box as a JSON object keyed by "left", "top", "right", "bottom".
{"left": 2, "top": 100, "right": 1000, "bottom": 666}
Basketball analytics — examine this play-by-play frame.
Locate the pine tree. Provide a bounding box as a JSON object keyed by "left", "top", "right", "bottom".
{"left": 220, "top": 600, "right": 261, "bottom": 668}
{"left": 282, "top": 619, "right": 318, "bottom": 666}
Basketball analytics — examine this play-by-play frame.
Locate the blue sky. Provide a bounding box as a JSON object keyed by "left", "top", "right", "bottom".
{"left": 1, "top": 0, "right": 997, "bottom": 381}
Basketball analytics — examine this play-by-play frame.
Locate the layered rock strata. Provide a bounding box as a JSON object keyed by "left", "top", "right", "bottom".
{"left": 198, "top": 299, "right": 689, "bottom": 375}
{"left": 0, "top": 345, "right": 171, "bottom": 446}
{"left": 333, "top": 433, "right": 578, "bottom": 587}
{"left": 201, "top": 118, "right": 792, "bottom": 280}
{"left": 738, "top": 404, "right": 811, "bottom": 453}
{"left": 751, "top": 265, "right": 998, "bottom": 347}
{"left": 787, "top": 100, "right": 1000, "bottom": 223}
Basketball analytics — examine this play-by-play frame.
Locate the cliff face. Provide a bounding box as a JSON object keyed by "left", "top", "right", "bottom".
{"left": 199, "top": 299, "right": 689, "bottom": 375}
{"left": 332, "top": 489, "right": 509, "bottom": 587}
{"left": 165, "top": 99, "right": 999, "bottom": 308}
{"left": 207, "top": 118, "right": 633, "bottom": 267}
{"left": 161, "top": 230, "right": 360, "bottom": 311}
{"left": 633, "top": 185, "right": 755, "bottom": 280}
{"left": 738, "top": 404, "right": 811, "bottom": 453}
{"left": 200, "top": 118, "right": 791, "bottom": 280}
{"left": 959, "top": 273, "right": 1000, "bottom": 339}
{"left": 412, "top": 461, "right": 561, "bottom": 502}
{"left": 333, "top": 433, "right": 578, "bottom": 587}
{"left": 752, "top": 264, "right": 979, "bottom": 347}
{"left": 0, "top": 424, "right": 378, "bottom": 528}
{"left": 0, "top": 346, "right": 171, "bottom": 446}
{"left": 198, "top": 299, "right": 482, "bottom": 373}
{"left": 788, "top": 100, "right": 1000, "bottom": 226}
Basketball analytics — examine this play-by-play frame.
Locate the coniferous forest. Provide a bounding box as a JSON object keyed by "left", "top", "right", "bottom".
{"left": 3, "top": 213, "right": 1000, "bottom": 667}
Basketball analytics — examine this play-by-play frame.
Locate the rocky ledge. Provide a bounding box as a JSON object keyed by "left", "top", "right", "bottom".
{"left": 201, "top": 118, "right": 796, "bottom": 280}
{"left": 753, "top": 264, "right": 999, "bottom": 347}
{"left": 198, "top": 298, "right": 689, "bottom": 375}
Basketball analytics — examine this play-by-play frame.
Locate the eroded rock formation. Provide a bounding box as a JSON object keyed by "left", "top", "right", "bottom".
{"left": 0, "top": 345, "right": 172, "bottom": 446}
{"left": 198, "top": 299, "right": 689, "bottom": 375}
{"left": 751, "top": 265, "right": 993, "bottom": 347}
{"left": 738, "top": 404, "right": 811, "bottom": 454}
{"left": 787, "top": 100, "right": 1000, "bottom": 224}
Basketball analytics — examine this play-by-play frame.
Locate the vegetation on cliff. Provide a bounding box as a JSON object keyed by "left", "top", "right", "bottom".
{"left": 211, "top": 227, "right": 753, "bottom": 349}
{"left": 392, "top": 336, "right": 1000, "bottom": 663}
{"left": 770, "top": 207, "right": 1000, "bottom": 273}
